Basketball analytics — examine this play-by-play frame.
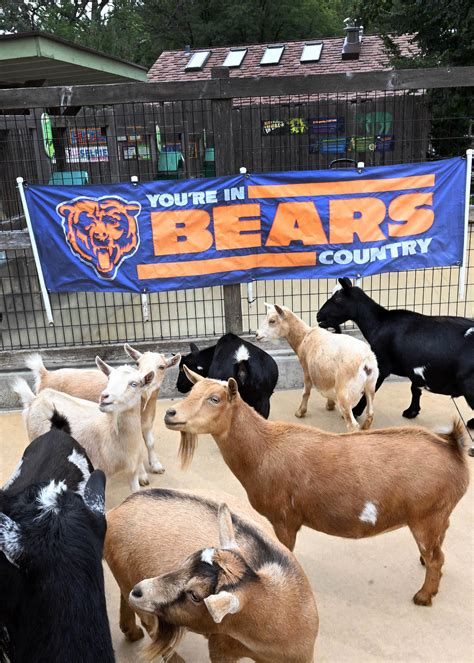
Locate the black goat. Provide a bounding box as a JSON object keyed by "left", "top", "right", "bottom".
{"left": 176, "top": 332, "right": 279, "bottom": 418}
{"left": 317, "top": 278, "right": 474, "bottom": 434}
{"left": 0, "top": 471, "right": 114, "bottom": 663}
{"left": 2, "top": 411, "right": 93, "bottom": 496}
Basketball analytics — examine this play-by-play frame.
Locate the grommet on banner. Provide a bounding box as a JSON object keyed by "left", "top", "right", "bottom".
{"left": 131, "top": 175, "right": 139, "bottom": 186}
{"left": 357, "top": 161, "right": 365, "bottom": 173}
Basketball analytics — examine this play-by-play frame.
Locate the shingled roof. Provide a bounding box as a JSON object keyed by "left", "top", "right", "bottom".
{"left": 148, "top": 34, "right": 418, "bottom": 82}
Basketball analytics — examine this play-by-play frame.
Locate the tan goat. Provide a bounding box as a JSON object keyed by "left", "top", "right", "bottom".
{"left": 105, "top": 488, "right": 318, "bottom": 662}
{"left": 256, "top": 303, "right": 378, "bottom": 430}
{"left": 165, "top": 369, "right": 469, "bottom": 607}
{"left": 25, "top": 344, "right": 180, "bottom": 474}
{"left": 14, "top": 358, "right": 155, "bottom": 492}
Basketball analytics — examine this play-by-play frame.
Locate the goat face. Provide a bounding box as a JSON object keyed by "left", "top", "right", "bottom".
{"left": 317, "top": 278, "right": 358, "bottom": 328}
{"left": 165, "top": 370, "right": 239, "bottom": 436}
{"left": 0, "top": 471, "right": 106, "bottom": 618}
{"left": 129, "top": 504, "right": 253, "bottom": 627}
{"left": 124, "top": 344, "right": 181, "bottom": 395}
{"left": 176, "top": 343, "right": 210, "bottom": 394}
{"left": 95, "top": 358, "right": 154, "bottom": 412}
{"left": 255, "top": 303, "right": 290, "bottom": 341}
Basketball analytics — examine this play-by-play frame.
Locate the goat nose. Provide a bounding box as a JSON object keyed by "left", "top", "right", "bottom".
{"left": 166, "top": 408, "right": 176, "bottom": 417}
{"left": 131, "top": 586, "right": 143, "bottom": 599}
{"left": 100, "top": 393, "right": 109, "bottom": 402}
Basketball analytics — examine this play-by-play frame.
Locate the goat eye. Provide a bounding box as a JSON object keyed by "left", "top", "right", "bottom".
{"left": 209, "top": 395, "right": 220, "bottom": 404}
{"left": 158, "top": 365, "right": 165, "bottom": 370}
{"left": 269, "top": 319, "right": 275, "bottom": 325}
{"left": 130, "top": 382, "right": 138, "bottom": 388}
{"left": 188, "top": 591, "right": 201, "bottom": 603}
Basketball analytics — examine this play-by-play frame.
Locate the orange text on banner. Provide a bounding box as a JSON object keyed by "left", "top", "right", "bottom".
{"left": 388, "top": 193, "right": 434, "bottom": 237}
{"left": 248, "top": 174, "right": 435, "bottom": 199}
{"left": 329, "top": 198, "right": 387, "bottom": 243}
{"left": 266, "top": 201, "right": 328, "bottom": 246}
{"left": 137, "top": 252, "right": 316, "bottom": 280}
{"left": 214, "top": 203, "right": 262, "bottom": 250}
{"left": 151, "top": 210, "right": 213, "bottom": 255}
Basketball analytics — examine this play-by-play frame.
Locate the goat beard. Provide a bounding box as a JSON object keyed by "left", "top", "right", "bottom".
{"left": 145, "top": 617, "right": 185, "bottom": 662}
{"left": 179, "top": 432, "right": 198, "bottom": 470}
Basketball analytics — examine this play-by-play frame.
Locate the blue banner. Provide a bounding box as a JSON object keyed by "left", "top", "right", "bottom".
{"left": 24, "top": 157, "right": 467, "bottom": 293}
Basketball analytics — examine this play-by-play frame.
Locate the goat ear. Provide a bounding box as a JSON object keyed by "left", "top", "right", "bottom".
{"left": 338, "top": 278, "right": 352, "bottom": 291}
{"left": 0, "top": 513, "right": 22, "bottom": 567}
{"left": 124, "top": 343, "right": 142, "bottom": 362}
{"left": 142, "top": 371, "right": 155, "bottom": 387}
{"left": 227, "top": 378, "right": 239, "bottom": 401}
{"left": 204, "top": 591, "right": 240, "bottom": 624}
{"left": 274, "top": 304, "right": 286, "bottom": 318}
{"left": 263, "top": 301, "right": 273, "bottom": 310}
{"left": 167, "top": 353, "right": 181, "bottom": 368}
{"left": 83, "top": 470, "right": 106, "bottom": 515}
{"left": 183, "top": 365, "right": 203, "bottom": 384}
{"left": 95, "top": 356, "right": 112, "bottom": 376}
{"left": 218, "top": 504, "right": 237, "bottom": 549}
{"left": 189, "top": 342, "right": 199, "bottom": 354}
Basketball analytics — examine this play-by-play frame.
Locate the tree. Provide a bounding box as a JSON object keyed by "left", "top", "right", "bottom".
{"left": 354, "top": 0, "right": 473, "bottom": 157}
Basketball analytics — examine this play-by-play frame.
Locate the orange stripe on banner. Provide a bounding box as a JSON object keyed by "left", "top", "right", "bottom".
{"left": 248, "top": 174, "right": 435, "bottom": 199}
{"left": 137, "top": 252, "right": 316, "bottom": 280}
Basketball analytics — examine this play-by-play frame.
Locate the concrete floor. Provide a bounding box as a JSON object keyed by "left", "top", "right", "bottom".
{"left": 1, "top": 382, "right": 473, "bottom": 662}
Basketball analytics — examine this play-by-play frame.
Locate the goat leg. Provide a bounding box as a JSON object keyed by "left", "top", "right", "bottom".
{"left": 144, "top": 428, "right": 165, "bottom": 474}
{"left": 402, "top": 383, "right": 422, "bottom": 419}
{"left": 410, "top": 518, "right": 448, "bottom": 606}
{"left": 295, "top": 372, "right": 312, "bottom": 418}
{"left": 120, "top": 594, "right": 144, "bottom": 642}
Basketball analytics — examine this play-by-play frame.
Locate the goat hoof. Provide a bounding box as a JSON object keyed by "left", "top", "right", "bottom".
{"left": 326, "top": 401, "right": 335, "bottom": 411}
{"left": 295, "top": 410, "right": 305, "bottom": 418}
{"left": 123, "top": 626, "right": 144, "bottom": 642}
{"left": 402, "top": 408, "right": 419, "bottom": 419}
{"left": 139, "top": 477, "right": 150, "bottom": 487}
{"left": 413, "top": 591, "right": 432, "bottom": 606}
{"left": 150, "top": 464, "right": 165, "bottom": 474}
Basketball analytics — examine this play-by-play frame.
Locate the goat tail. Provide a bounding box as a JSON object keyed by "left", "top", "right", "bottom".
{"left": 50, "top": 409, "right": 71, "bottom": 435}
{"left": 179, "top": 432, "right": 198, "bottom": 470}
{"left": 436, "top": 419, "right": 468, "bottom": 459}
{"left": 144, "top": 619, "right": 185, "bottom": 662}
{"left": 25, "top": 353, "right": 47, "bottom": 392}
{"left": 12, "top": 377, "right": 35, "bottom": 408}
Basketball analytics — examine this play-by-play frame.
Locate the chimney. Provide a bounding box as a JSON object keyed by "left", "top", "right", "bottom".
{"left": 342, "top": 19, "right": 363, "bottom": 60}
{"left": 184, "top": 45, "right": 191, "bottom": 56}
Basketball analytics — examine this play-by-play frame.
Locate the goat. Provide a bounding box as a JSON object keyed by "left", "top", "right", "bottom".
{"left": 256, "top": 303, "right": 378, "bottom": 430}
{"left": 165, "top": 369, "right": 469, "bottom": 607}
{"left": 316, "top": 278, "right": 474, "bottom": 435}
{"left": 2, "top": 411, "right": 93, "bottom": 497}
{"left": 105, "top": 488, "right": 318, "bottom": 662}
{"left": 25, "top": 344, "right": 181, "bottom": 474}
{"left": 176, "top": 333, "right": 278, "bottom": 419}
{"left": 14, "top": 357, "right": 154, "bottom": 492}
{"left": 0, "top": 470, "right": 114, "bottom": 663}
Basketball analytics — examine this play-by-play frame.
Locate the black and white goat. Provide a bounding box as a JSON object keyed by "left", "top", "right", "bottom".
{"left": 0, "top": 415, "right": 114, "bottom": 662}
{"left": 2, "top": 411, "right": 93, "bottom": 496}
{"left": 176, "top": 332, "right": 279, "bottom": 418}
{"left": 317, "top": 278, "right": 474, "bottom": 435}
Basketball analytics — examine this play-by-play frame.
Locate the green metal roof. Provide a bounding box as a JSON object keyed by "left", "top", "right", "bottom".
{"left": 0, "top": 32, "right": 147, "bottom": 86}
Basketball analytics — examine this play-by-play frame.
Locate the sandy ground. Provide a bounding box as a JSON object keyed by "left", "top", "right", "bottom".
{"left": 1, "top": 382, "right": 473, "bottom": 663}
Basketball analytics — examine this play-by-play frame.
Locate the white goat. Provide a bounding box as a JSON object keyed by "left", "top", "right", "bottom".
{"left": 25, "top": 344, "right": 180, "bottom": 474}
{"left": 256, "top": 303, "right": 378, "bottom": 430}
{"left": 14, "top": 358, "right": 154, "bottom": 492}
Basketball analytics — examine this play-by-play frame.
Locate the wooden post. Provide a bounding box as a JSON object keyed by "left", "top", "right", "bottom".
{"left": 211, "top": 67, "right": 243, "bottom": 334}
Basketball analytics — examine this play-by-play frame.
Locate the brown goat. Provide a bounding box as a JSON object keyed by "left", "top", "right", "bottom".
{"left": 105, "top": 488, "right": 318, "bottom": 662}
{"left": 164, "top": 369, "right": 469, "bottom": 607}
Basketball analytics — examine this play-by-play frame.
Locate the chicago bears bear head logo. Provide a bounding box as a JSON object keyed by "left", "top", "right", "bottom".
{"left": 57, "top": 196, "right": 141, "bottom": 280}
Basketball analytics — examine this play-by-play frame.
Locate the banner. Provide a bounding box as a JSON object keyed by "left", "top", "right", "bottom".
{"left": 23, "top": 157, "right": 467, "bottom": 293}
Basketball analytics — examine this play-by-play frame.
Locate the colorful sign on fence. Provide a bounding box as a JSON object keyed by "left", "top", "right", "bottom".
{"left": 23, "top": 157, "right": 467, "bottom": 293}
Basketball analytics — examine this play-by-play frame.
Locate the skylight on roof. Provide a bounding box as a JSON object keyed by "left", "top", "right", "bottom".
{"left": 260, "top": 45, "right": 285, "bottom": 65}
{"left": 301, "top": 42, "right": 323, "bottom": 63}
{"left": 185, "top": 51, "right": 211, "bottom": 71}
{"left": 223, "top": 48, "right": 247, "bottom": 68}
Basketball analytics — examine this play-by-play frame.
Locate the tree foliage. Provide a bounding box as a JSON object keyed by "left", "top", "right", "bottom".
{"left": 0, "top": 0, "right": 354, "bottom": 67}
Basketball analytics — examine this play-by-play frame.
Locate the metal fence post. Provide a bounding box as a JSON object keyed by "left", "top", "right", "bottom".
{"left": 211, "top": 66, "right": 243, "bottom": 334}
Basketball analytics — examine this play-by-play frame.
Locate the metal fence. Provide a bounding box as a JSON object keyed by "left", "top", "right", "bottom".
{"left": 0, "top": 68, "right": 473, "bottom": 350}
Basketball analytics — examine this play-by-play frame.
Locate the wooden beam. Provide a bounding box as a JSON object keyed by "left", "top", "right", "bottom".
{"left": 0, "top": 66, "right": 472, "bottom": 109}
